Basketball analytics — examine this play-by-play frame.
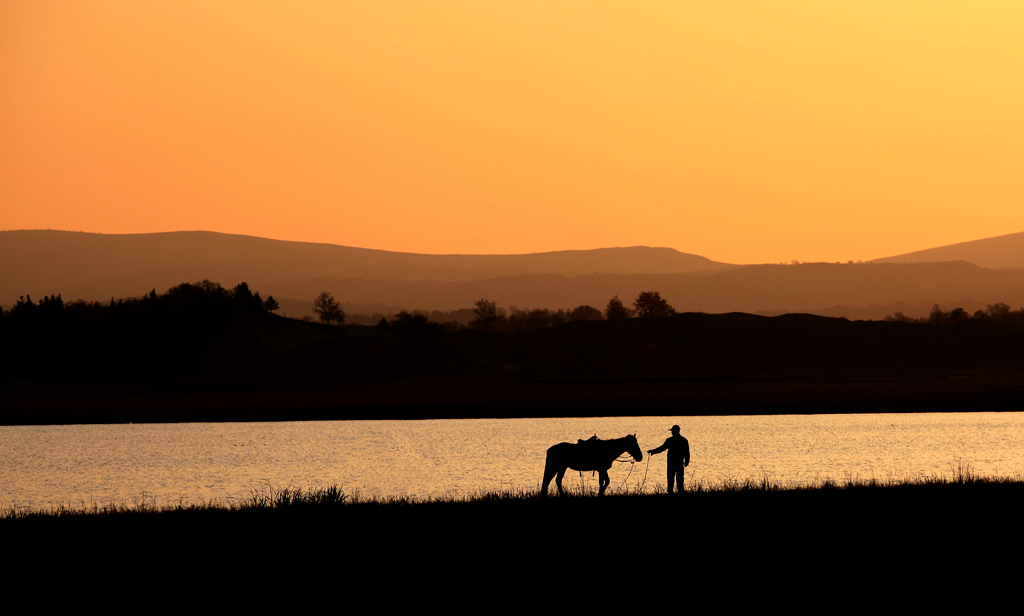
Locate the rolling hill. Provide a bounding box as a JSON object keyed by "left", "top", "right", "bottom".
{"left": 873, "top": 231, "right": 1024, "bottom": 269}
{"left": 0, "top": 230, "right": 730, "bottom": 306}
{"left": 5, "top": 229, "right": 1024, "bottom": 320}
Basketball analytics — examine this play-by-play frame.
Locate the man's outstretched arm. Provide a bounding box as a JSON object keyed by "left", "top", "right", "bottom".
{"left": 648, "top": 439, "right": 670, "bottom": 455}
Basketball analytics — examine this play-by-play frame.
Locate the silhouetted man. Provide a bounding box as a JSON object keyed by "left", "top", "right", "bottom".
{"left": 648, "top": 425, "right": 690, "bottom": 493}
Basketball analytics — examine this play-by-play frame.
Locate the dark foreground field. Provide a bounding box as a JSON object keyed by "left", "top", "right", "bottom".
{"left": 7, "top": 476, "right": 1024, "bottom": 591}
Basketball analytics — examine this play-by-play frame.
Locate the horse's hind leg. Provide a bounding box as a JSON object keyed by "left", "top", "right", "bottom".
{"left": 598, "top": 470, "right": 610, "bottom": 496}
{"left": 555, "top": 468, "right": 567, "bottom": 496}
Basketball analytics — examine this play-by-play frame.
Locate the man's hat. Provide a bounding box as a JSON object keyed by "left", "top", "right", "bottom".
{"left": 670, "top": 425, "right": 680, "bottom": 432}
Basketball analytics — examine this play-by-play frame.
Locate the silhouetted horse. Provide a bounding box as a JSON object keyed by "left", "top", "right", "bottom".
{"left": 541, "top": 434, "right": 643, "bottom": 496}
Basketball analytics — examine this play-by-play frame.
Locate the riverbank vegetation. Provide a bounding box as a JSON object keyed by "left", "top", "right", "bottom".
{"left": 2, "top": 460, "right": 1007, "bottom": 519}
{"left": 6, "top": 468, "right": 1019, "bottom": 583}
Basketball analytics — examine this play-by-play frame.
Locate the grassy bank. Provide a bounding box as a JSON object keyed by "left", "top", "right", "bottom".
{"left": 7, "top": 468, "right": 1024, "bottom": 586}
{"left": 2, "top": 460, "right": 1003, "bottom": 518}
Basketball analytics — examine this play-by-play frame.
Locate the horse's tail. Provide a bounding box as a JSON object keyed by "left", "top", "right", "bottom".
{"left": 541, "top": 444, "right": 565, "bottom": 496}
{"left": 541, "top": 448, "right": 554, "bottom": 496}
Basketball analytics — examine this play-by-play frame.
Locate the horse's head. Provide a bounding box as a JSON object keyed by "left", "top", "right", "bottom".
{"left": 626, "top": 433, "right": 643, "bottom": 462}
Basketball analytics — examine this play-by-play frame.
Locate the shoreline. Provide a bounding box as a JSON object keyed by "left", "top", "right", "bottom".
{"left": 4, "top": 371, "right": 1024, "bottom": 425}
{"left": 4, "top": 466, "right": 1009, "bottom": 517}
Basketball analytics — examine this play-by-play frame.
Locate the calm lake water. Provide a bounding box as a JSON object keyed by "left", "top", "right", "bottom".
{"left": 3, "top": 412, "right": 1023, "bottom": 510}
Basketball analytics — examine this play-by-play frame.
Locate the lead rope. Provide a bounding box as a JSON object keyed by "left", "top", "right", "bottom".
{"left": 579, "top": 451, "right": 648, "bottom": 495}
{"left": 614, "top": 454, "right": 653, "bottom": 493}
{"left": 616, "top": 459, "right": 635, "bottom": 492}
{"left": 638, "top": 454, "right": 651, "bottom": 492}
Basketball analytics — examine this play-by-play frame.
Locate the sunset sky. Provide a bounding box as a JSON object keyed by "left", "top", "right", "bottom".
{"left": 3, "top": 2, "right": 1023, "bottom": 264}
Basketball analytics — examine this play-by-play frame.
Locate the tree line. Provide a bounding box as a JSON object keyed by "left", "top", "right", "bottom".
{"left": 467, "top": 291, "right": 676, "bottom": 332}
{"left": 0, "top": 280, "right": 280, "bottom": 331}
{"left": 885, "top": 302, "right": 1024, "bottom": 325}
{"left": 0, "top": 281, "right": 283, "bottom": 383}
{"left": 308, "top": 289, "right": 679, "bottom": 333}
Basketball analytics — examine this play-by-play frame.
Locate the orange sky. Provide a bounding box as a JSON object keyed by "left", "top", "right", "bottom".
{"left": 2, "top": 2, "right": 1023, "bottom": 264}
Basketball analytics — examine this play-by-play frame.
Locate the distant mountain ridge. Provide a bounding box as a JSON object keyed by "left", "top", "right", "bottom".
{"left": 873, "top": 231, "right": 1024, "bottom": 269}
{"left": 6, "top": 229, "right": 1024, "bottom": 320}
{"left": 300, "top": 262, "right": 1024, "bottom": 317}
{"left": 0, "top": 230, "right": 731, "bottom": 305}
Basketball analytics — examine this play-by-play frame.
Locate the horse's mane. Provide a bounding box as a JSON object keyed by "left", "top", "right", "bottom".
{"left": 580, "top": 434, "right": 635, "bottom": 442}
{"left": 599, "top": 434, "right": 636, "bottom": 443}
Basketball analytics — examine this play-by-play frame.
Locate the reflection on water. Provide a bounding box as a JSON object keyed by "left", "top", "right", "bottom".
{"left": 2, "top": 412, "right": 1023, "bottom": 510}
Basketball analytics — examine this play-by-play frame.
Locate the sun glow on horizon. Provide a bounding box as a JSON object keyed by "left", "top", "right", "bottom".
{"left": 3, "top": 2, "right": 1023, "bottom": 264}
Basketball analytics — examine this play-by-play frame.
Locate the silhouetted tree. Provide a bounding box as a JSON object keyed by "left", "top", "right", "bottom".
{"left": 197, "top": 280, "right": 226, "bottom": 295}
{"left": 987, "top": 303, "right": 1011, "bottom": 320}
{"left": 37, "top": 293, "right": 65, "bottom": 318}
{"left": 389, "top": 311, "right": 444, "bottom": 337}
{"left": 634, "top": 291, "right": 675, "bottom": 319}
{"left": 604, "top": 295, "right": 632, "bottom": 320}
{"left": 233, "top": 282, "right": 253, "bottom": 302}
{"left": 471, "top": 298, "right": 505, "bottom": 330}
{"left": 263, "top": 296, "right": 280, "bottom": 312}
{"left": 569, "top": 305, "right": 603, "bottom": 322}
{"left": 885, "top": 312, "right": 915, "bottom": 323}
{"left": 508, "top": 306, "right": 554, "bottom": 331}
{"left": 549, "top": 309, "right": 569, "bottom": 326}
{"left": 10, "top": 295, "right": 37, "bottom": 321}
{"left": 314, "top": 291, "right": 345, "bottom": 326}
{"left": 948, "top": 307, "right": 970, "bottom": 323}
{"left": 231, "top": 282, "right": 265, "bottom": 312}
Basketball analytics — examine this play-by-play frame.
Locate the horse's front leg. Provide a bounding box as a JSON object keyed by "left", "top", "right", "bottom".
{"left": 541, "top": 459, "right": 555, "bottom": 496}
{"left": 598, "top": 469, "right": 610, "bottom": 496}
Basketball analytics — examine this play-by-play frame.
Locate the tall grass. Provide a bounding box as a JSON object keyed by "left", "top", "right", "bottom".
{"left": 676, "top": 458, "right": 1008, "bottom": 494}
{"left": 244, "top": 483, "right": 348, "bottom": 508}
{"left": 2, "top": 482, "right": 348, "bottom": 520}
{"left": 3, "top": 461, "right": 1017, "bottom": 520}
